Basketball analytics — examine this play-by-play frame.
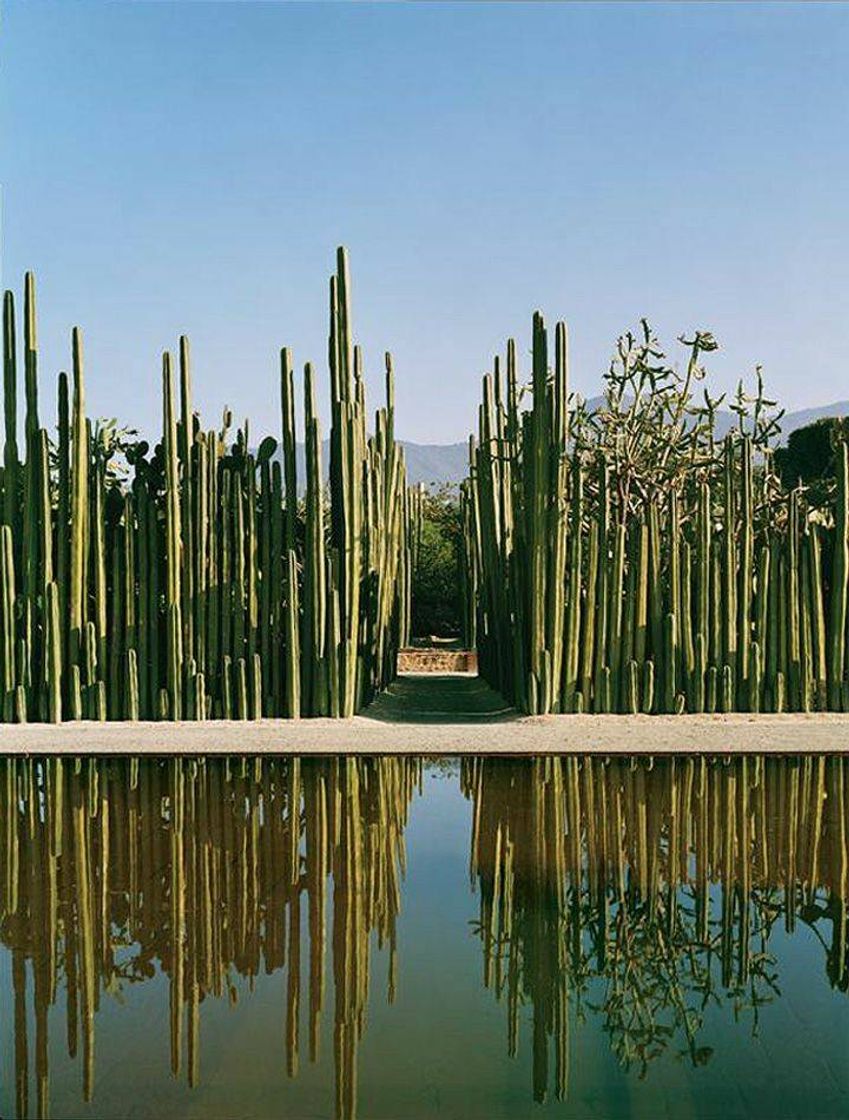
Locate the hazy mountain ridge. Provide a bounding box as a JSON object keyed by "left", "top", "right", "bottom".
{"left": 398, "top": 402, "right": 849, "bottom": 487}
{"left": 285, "top": 440, "right": 469, "bottom": 491}
{"left": 278, "top": 402, "right": 849, "bottom": 490}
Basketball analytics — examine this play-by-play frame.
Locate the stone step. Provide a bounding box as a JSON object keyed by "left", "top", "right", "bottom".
{"left": 397, "top": 648, "right": 478, "bottom": 673}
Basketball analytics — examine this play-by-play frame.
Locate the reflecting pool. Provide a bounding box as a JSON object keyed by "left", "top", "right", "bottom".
{"left": 1, "top": 755, "right": 847, "bottom": 1119}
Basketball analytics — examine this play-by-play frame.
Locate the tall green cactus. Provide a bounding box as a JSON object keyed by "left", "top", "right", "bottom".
{"left": 163, "top": 353, "right": 183, "bottom": 720}
{"left": 465, "top": 312, "right": 849, "bottom": 715}
{"left": 0, "top": 253, "right": 413, "bottom": 724}
{"left": 829, "top": 442, "right": 849, "bottom": 708}
{"left": 8, "top": 258, "right": 849, "bottom": 724}
{"left": 69, "top": 329, "right": 88, "bottom": 673}
{"left": 2, "top": 291, "right": 19, "bottom": 536}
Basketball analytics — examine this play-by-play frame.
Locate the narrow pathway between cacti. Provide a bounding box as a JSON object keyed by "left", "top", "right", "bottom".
{"left": 363, "top": 673, "right": 516, "bottom": 723}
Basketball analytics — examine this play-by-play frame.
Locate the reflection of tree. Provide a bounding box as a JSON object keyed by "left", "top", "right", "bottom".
{"left": 0, "top": 755, "right": 419, "bottom": 1120}
{"left": 463, "top": 755, "right": 849, "bottom": 1103}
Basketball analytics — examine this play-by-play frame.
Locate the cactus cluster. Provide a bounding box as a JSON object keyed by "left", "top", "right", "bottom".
{"left": 0, "top": 754, "right": 418, "bottom": 1119}
{"left": 464, "top": 315, "right": 849, "bottom": 714}
{"left": 0, "top": 249, "right": 415, "bottom": 722}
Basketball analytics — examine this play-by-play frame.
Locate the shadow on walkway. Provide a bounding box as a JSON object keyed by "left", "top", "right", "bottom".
{"left": 363, "top": 672, "right": 517, "bottom": 724}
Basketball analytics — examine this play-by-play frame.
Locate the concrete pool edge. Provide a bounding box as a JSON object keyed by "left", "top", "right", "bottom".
{"left": 0, "top": 711, "right": 847, "bottom": 754}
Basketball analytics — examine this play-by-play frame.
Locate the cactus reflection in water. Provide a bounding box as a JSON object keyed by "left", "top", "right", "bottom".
{"left": 0, "top": 251, "right": 416, "bottom": 722}
{"left": 2, "top": 754, "right": 847, "bottom": 1119}
{"left": 0, "top": 755, "right": 419, "bottom": 1120}
{"left": 464, "top": 320, "right": 849, "bottom": 714}
{"left": 463, "top": 755, "right": 849, "bottom": 1103}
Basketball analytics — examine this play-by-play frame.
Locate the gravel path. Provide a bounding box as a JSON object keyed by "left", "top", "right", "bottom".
{"left": 0, "top": 674, "right": 847, "bottom": 755}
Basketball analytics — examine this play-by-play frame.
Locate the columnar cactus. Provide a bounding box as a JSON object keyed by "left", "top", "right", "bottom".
{"left": 464, "top": 314, "right": 849, "bottom": 714}
{"left": 0, "top": 250, "right": 414, "bottom": 722}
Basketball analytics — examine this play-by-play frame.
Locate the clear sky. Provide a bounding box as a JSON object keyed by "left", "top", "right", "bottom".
{"left": 2, "top": 2, "right": 848, "bottom": 444}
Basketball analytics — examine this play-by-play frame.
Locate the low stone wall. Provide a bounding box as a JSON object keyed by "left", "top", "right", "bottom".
{"left": 397, "top": 648, "right": 478, "bottom": 673}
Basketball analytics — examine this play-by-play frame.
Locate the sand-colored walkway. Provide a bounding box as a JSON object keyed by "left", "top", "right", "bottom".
{"left": 0, "top": 673, "right": 847, "bottom": 755}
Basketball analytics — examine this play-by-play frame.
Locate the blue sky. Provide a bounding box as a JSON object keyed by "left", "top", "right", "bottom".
{"left": 3, "top": 2, "right": 848, "bottom": 443}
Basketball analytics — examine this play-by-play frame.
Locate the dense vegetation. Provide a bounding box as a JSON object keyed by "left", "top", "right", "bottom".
{"left": 774, "top": 416, "right": 849, "bottom": 504}
{"left": 465, "top": 316, "right": 849, "bottom": 714}
{"left": 6, "top": 244, "right": 849, "bottom": 722}
{"left": 0, "top": 249, "right": 415, "bottom": 722}
{"left": 409, "top": 485, "right": 463, "bottom": 640}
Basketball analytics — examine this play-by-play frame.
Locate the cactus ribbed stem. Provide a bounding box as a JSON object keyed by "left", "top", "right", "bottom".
{"left": 0, "top": 254, "right": 413, "bottom": 724}
{"left": 465, "top": 312, "right": 849, "bottom": 716}
{"left": 7, "top": 258, "right": 849, "bottom": 723}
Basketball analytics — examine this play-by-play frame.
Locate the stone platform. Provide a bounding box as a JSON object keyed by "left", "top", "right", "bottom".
{"left": 396, "top": 648, "right": 478, "bottom": 673}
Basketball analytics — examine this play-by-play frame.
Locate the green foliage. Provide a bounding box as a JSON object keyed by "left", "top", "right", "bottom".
{"left": 466, "top": 314, "right": 849, "bottom": 715}
{"left": 774, "top": 416, "right": 849, "bottom": 500}
{"left": 411, "top": 485, "right": 462, "bottom": 638}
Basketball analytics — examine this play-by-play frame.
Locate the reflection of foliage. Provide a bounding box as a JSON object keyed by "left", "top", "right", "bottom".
{"left": 475, "top": 876, "right": 785, "bottom": 1091}
{"left": 464, "top": 755, "right": 849, "bottom": 1103}
{"left": 583, "top": 888, "right": 780, "bottom": 1078}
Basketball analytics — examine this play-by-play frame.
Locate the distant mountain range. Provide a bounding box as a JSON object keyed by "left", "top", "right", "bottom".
{"left": 288, "top": 440, "right": 471, "bottom": 492}
{"left": 399, "top": 401, "right": 849, "bottom": 487}
{"left": 284, "top": 401, "right": 849, "bottom": 490}
{"left": 708, "top": 400, "right": 849, "bottom": 444}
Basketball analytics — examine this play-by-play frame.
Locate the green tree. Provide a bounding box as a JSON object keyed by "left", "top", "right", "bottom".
{"left": 774, "top": 416, "right": 849, "bottom": 502}
{"left": 411, "top": 484, "right": 462, "bottom": 639}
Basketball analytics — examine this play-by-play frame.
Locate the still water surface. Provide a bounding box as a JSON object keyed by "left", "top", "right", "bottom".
{"left": 1, "top": 754, "right": 847, "bottom": 1119}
